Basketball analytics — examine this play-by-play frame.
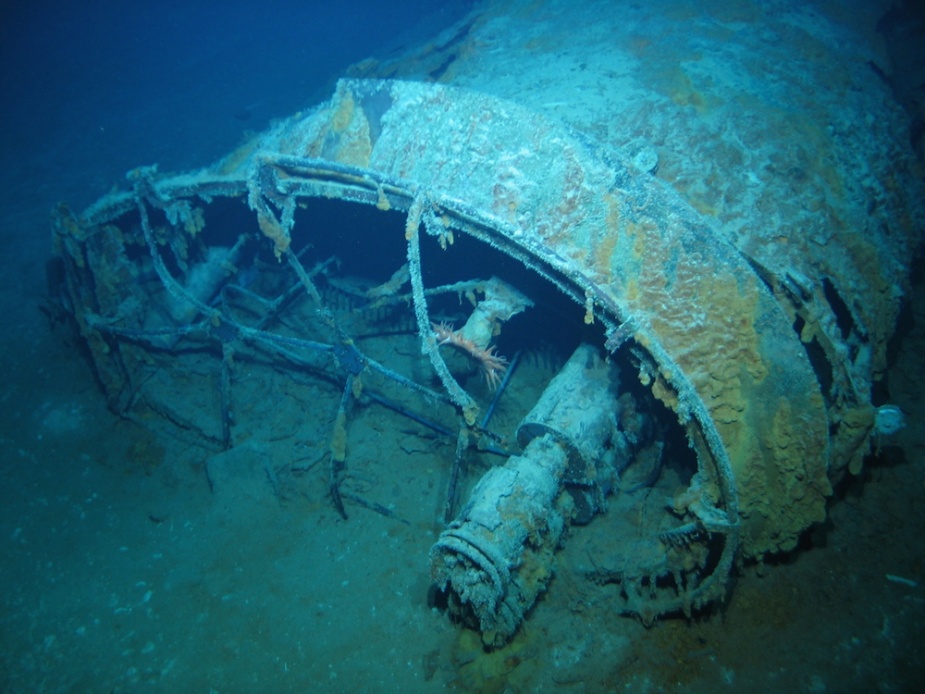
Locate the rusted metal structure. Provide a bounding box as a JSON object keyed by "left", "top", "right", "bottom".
{"left": 51, "top": 0, "right": 922, "bottom": 645}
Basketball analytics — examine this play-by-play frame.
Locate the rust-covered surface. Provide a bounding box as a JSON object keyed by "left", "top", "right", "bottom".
{"left": 355, "top": 0, "right": 923, "bottom": 478}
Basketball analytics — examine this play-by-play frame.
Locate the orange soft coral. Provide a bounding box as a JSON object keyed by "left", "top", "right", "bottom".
{"left": 432, "top": 321, "right": 508, "bottom": 389}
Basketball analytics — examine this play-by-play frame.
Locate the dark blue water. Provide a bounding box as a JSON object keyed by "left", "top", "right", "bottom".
{"left": 0, "top": 0, "right": 471, "bottom": 212}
